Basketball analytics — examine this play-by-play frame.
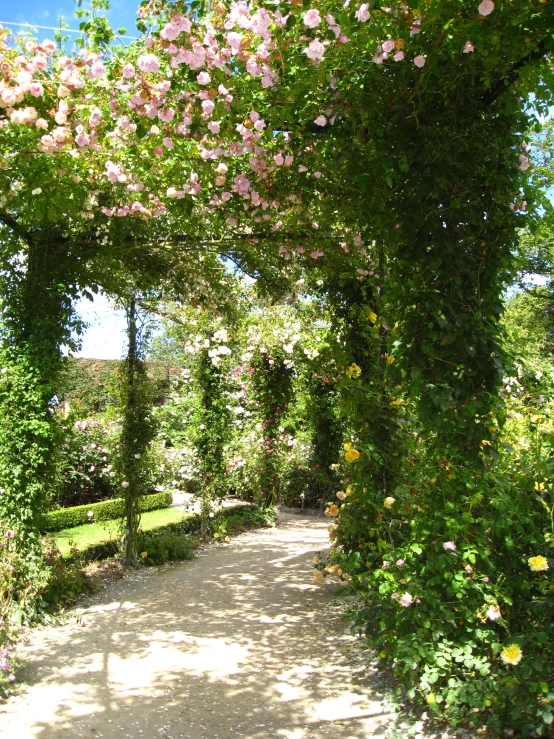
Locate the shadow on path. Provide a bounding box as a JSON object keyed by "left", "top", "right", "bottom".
{"left": 0, "top": 514, "right": 393, "bottom": 739}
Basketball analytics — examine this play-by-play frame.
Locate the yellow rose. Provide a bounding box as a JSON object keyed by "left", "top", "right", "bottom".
{"left": 313, "top": 569, "right": 325, "bottom": 584}
{"left": 528, "top": 556, "right": 549, "bottom": 572}
{"left": 345, "top": 449, "right": 361, "bottom": 463}
{"left": 383, "top": 496, "right": 396, "bottom": 509}
{"left": 345, "top": 486, "right": 354, "bottom": 495}
{"left": 337, "top": 491, "right": 347, "bottom": 500}
{"left": 346, "top": 363, "right": 362, "bottom": 378}
{"left": 368, "top": 312, "right": 378, "bottom": 324}
{"left": 426, "top": 694, "right": 436, "bottom": 705}
{"left": 500, "top": 644, "right": 522, "bottom": 666}
{"left": 344, "top": 442, "right": 352, "bottom": 451}
{"left": 140, "top": 551, "right": 148, "bottom": 559}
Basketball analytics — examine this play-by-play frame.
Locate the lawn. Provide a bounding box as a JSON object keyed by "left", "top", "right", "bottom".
{"left": 52, "top": 507, "right": 194, "bottom": 557}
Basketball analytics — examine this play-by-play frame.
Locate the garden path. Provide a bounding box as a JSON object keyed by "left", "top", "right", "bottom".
{"left": 0, "top": 512, "right": 397, "bottom": 739}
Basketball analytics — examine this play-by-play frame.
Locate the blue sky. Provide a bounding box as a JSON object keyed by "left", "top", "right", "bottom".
{"left": 0, "top": 0, "right": 141, "bottom": 42}
{"left": 73, "top": 295, "right": 127, "bottom": 359}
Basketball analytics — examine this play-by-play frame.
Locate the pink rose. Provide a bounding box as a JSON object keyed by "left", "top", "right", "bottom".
{"left": 41, "top": 39, "right": 57, "bottom": 55}
{"left": 400, "top": 592, "right": 413, "bottom": 607}
{"left": 29, "top": 83, "right": 44, "bottom": 97}
{"left": 303, "top": 9, "right": 322, "bottom": 28}
{"left": 478, "top": 0, "right": 494, "bottom": 15}
{"left": 304, "top": 39, "right": 325, "bottom": 64}
{"left": 138, "top": 54, "right": 160, "bottom": 74}
{"left": 355, "top": 4, "right": 370, "bottom": 22}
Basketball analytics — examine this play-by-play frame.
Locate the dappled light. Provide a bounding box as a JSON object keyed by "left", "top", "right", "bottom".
{"left": 1, "top": 515, "right": 393, "bottom": 738}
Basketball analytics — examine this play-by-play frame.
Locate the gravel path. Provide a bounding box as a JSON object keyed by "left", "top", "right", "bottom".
{"left": 0, "top": 512, "right": 395, "bottom": 739}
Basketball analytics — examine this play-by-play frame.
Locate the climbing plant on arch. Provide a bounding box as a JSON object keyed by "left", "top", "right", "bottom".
{"left": 1, "top": 0, "right": 554, "bottom": 728}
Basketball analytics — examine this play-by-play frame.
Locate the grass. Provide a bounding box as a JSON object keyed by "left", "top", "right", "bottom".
{"left": 52, "top": 507, "right": 194, "bottom": 557}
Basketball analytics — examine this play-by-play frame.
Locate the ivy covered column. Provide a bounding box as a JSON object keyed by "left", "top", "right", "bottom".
{"left": 0, "top": 231, "right": 78, "bottom": 617}
{"left": 325, "top": 270, "right": 408, "bottom": 557}
{"left": 117, "top": 296, "right": 155, "bottom": 566}
{"left": 388, "top": 92, "right": 523, "bottom": 460}
{"left": 195, "top": 345, "right": 232, "bottom": 533}
{"left": 250, "top": 351, "right": 294, "bottom": 508}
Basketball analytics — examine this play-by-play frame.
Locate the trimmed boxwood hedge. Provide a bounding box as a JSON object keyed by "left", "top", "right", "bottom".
{"left": 58, "top": 504, "right": 274, "bottom": 563}
{"left": 39, "top": 491, "right": 173, "bottom": 533}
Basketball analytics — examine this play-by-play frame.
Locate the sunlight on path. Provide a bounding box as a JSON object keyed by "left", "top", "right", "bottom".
{"left": 0, "top": 513, "right": 395, "bottom": 739}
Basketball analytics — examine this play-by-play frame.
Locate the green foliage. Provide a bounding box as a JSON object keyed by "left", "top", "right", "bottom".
{"left": 317, "top": 279, "right": 554, "bottom": 736}
{"left": 38, "top": 491, "right": 172, "bottom": 533}
{"left": 136, "top": 531, "right": 193, "bottom": 566}
{"left": 53, "top": 418, "right": 117, "bottom": 507}
{"left": 116, "top": 297, "right": 158, "bottom": 565}
{"left": 249, "top": 350, "right": 294, "bottom": 507}
{"left": 53, "top": 506, "right": 193, "bottom": 560}
{"left": 56, "top": 358, "right": 178, "bottom": 417}
{"left": 55, "top": 504, "right": 270, "bottom": 564}
{"left": 195, "top": 345, "right": 232, "bottom": 494}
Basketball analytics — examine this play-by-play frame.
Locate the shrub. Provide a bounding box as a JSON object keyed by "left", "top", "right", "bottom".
{"left": 41, "top": 539, "right": 93, "bottom": 609}
{"left": 320, "top": 389, "right": 554, "bottom": 738}
{"left": 136, "top": 532, "right": 193, "bottom": 565}
{"left": 53, "top": 418, "right": 118, "bottom": 507}
{"left": 0, "top": 618, "right": 22, "bottom": 697}
{"left": 39, "top": 491, "right": 172, "bottom": 532}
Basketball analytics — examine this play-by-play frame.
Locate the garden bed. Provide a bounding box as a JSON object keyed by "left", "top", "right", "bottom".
{"left": 51, "top": 503, "right": 271, "bottom": 563}
{"left": 39, "top": 491, "right": 173, "bottom": 532}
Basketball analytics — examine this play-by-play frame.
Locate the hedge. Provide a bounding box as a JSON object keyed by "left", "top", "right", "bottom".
{"left": 57, "top": 504, "right": 272, "bottom": 563}
{"left": 39, "top": 491, "right": 173, "bottom": 533}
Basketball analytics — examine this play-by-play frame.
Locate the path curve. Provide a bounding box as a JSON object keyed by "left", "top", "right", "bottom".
{"left": 0, "top": 512, "right": 394, "bottom": 739}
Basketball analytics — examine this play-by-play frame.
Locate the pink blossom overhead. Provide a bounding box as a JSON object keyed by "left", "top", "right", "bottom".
{"left": 89, "top": 60, "right": 107, "bottom": 78}
{"left": 463, "top": 41, "right": 475, "bottom": 53}
{"left": 41, "top": 39, "right": 57, "bottom": 55}
{"left": 138, "top": 54, "right": 160, "bottom": 74}
{"left": 158, "top": 107, "right": 175, "bottom": 123}
{"left": 29, "top": 82, "right": 44, "bottom": 97}
{"left": 414, "top": 55, "right": 426, "bottom": 68}
{"left": 226, "top": 32, "right": 243, "bottom": 52}
{"left": 314, "top": 115, "right": 327, "bottom": 126}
